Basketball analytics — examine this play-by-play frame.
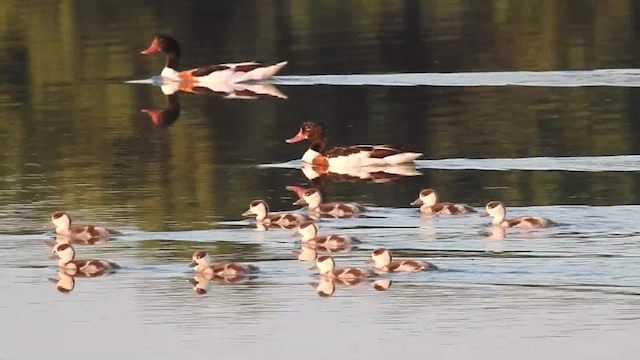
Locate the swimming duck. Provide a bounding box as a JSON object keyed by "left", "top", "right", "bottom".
{"left": 481, "top": 201, "right": 555, "bottom": 228}
{"left": 312, "top": 255, "right": 372, "bottom": 279}
{"left": 189, "top": 251, "right": 259, "bottom": 276}
{"left": 369, "top": 248, "right": 438, "bottom": 273}
{"left": 52, "top": 243, "right": 120, "bottom": 277}
{"left": 141, "top": 36, "right": 287, "bottom": 83}
{"left": 410, "top": 189, "right": 476, "bottom": 215}
{"left": 45, "top": 211, "right": 121, "bottom": 241}
{"left": 242, "top": 199, "right": 310, "bottom": 226}
{"left": 285, "top": 121, "right": 422, "bottom": 167}
{"left": 289, "top": 187, "right": 365, "bottom": 218}
{"left": 297, "top": 221, "right": 361, "bottom": 251}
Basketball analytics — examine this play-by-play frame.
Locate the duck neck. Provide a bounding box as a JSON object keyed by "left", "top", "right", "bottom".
{"left": 420, "top": 204, "right": 434, "bottom": 214}
{"left": 492, "top": 211, "right": 506, "bottom": 225}
{"left": 165, "top": 53, "right": 179, "bottom": 70}
{"left": 58, "top": 258, "right": 72, "bottom": 268}
{"left": 310, "top": 139, "right": 325, "bottom": 153}
{"left": 255, "top": 211, "right": 267, "bottom": 222}
{"left": 301, "top": 232, "right": 315, "bottom": 242}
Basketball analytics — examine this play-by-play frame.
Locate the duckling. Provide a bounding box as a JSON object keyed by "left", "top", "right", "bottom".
{"left": 189, "top": 251, "right": 259, "bottom": 277}
{"left": 292, "top": 188, "right": 365, "bottom": 218}
{"left": 313, "top": 255, "right": 372, "bottom": 279}
{"left": 410, "top": 189, "right": 475, "bottom": 215}
{"left": 297, "top": 221, "right": 361, "bottom": 251}
{"left": 45, "top": 211, "right": 122, "bottom": 241}
{"left": 242, "top": 200, "right": 310, "bottom": 227}
{"left": 52, "top": 243, "right": 120, "bottom": 277}
{"left": 369, "top": 248, "right": 438, "bottom": 273}
{"left": 309, "top": 278, "right": 336, "bottom": 297}
{"left": 481, "top": 201, "right": 554, "bottom": 228}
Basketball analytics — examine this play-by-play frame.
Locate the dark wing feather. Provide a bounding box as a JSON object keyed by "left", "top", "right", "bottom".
{"left": 191, "top": 65, "right": 230, "bottom": 77}
{"left": 234, "top": 63, "right": 267, "bottom": 73}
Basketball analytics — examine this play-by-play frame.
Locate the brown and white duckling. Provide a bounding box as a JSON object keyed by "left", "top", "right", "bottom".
{"left": 48, "top": 269, "right": 76, "bottom": 293}
{"left": 297, "top": 221, "right": 361, "bottom": 251}
{"left": 410, "top": 189, "right": 475, "bottom": 215}
{"left": 313, "top": 255, "right": 372, "bottom": 279}
{"left": 369, "top": 248, "right": 438, "bottom": 273}
{"left": 189, "top": 251, "right": 259, "bottom": 277}
{"left": 481, "top": 201, "right": 554, "bottom": 228}
{"left": 52, "top": 243, "right": 120, "bottom": 277}
{"left": 292, "top": 188, "right": 365, "bottom": 218}
{"left": 45, "top": 211, "right": 121, "bottom": 241}
{"left": 242, "top": 200, "right": 310, "bottom": 227}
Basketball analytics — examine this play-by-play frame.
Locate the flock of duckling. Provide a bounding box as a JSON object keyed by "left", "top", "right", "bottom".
{"left": 45, "top": 35, "right": 555, "bottom": 294}
{"left": 46, "top": 185, "right": 554, "bottom": 295}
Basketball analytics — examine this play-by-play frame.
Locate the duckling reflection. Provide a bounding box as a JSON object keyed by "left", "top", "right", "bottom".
{"left": 484, "top": 225, "right": 506, "bottom": 240}
{"left": 141, "top": 93, "right": 181, "bottom": 127}
{"left": 187, "top": 272, "right": 252, "bottom": 295}
{"left": 48, "top": 269, "right": 76, "bottom": 293}
{"left": 44, "top": 233, "right": 109, "bottom": 248}
{"left": 293, "top": 245, "right": 317, "bottom": 261}
{"left": 309, "top": 278, "right": 336, "bottom": 297}
{"left": 372, "top": 279, "right": 393, "bottom": 291}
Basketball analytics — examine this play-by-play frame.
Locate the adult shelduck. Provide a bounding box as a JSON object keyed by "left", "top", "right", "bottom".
{"left": 141, "top": 35, "right": 288, "bottom": 83}
{"left": 285, "top": 121, "right": 422, "bottom": 168}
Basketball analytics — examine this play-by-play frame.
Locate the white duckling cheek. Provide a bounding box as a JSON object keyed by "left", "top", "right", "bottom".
{"left": 375, "top": 252, "right": 392, "bottom": 267}
{"left": 489, "top": 207, "right": 506, "bottom": 225}
{"left": 306, "top": 192, "right": 322, "bottom": 209}
{"left": 54, "top": 215, "right": 71, "bottom": 230}
{"left": 423, "top": 193, "right": 437, "bottom": 207}
{"left": 254, "top": 204, "right": 269, "bottom": 221}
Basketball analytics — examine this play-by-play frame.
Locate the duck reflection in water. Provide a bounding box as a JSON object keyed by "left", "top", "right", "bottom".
{"left": 308, "top": 278, "right": 393, "bottom": 297}
{"left": 299, "top": 163, "right": 422, "bottom": 186}
{"left": 48, "top": 269, "right": 76, "bottom": 293}
{"left": 141, "top": 93, "right": 181, "bottom": 128}
{"left": 140, "top": 80, "right": 287, "bottom": 128}
{"left": 44, "top": 233, "right": 108, "bottom": 249}
{"left": 293, "top": 245, "right": 317, "bottom": 261}
{"left": 188, "top": 272, "right": 255, "bottom": 295}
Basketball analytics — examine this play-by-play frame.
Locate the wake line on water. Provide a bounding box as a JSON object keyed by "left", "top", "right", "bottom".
{"left": 273, "top": 69, "right": 640, "bottom": 87}
{"left": 261, "top": 155, "right": 640, "bottom": 172}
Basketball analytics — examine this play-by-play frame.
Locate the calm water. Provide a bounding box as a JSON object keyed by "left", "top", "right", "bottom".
{"left": 1, "top": 0, "right": 640, "bottom": 359}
